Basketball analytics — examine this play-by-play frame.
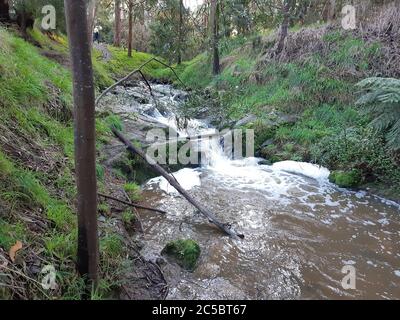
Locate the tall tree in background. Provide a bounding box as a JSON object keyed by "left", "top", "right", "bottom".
{"left": 177, "top": 0, "right": 183, "bottom": 64}
{"left": 87, "top": 0, "right": 98, "bottom": 44}
{"left": 114, "top": 0, "right": 121, "bottom": 46}
{"left": 149, "top": 0, "right": 192, "bottom": 64}
{"left": 127, "top": 0, "right": 133, "bottom": 57}
{"left": 275, "top": 0, "right": 292, "bottom": 57}
{"left": 210, "top": 0, "right": 220, "bottom": 75}
{"left": 323, "top": 0, "right": 337, "bottom": 22}
{"left": 64, "top": 0, "right": 99, "bottom": 287}
{"left": 0, "top": 0, "right": 10, "bottom": 21}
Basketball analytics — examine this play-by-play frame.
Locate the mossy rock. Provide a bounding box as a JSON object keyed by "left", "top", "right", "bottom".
{"left": 329, "top": 170, "right": 362, "bottom": 188}
{"left": 161, "top": 239, "right": 201, "bottom": 271}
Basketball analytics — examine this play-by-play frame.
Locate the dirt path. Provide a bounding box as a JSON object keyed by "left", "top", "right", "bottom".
{"left": 94, "top": 42, "right": 112, "bottom": 61}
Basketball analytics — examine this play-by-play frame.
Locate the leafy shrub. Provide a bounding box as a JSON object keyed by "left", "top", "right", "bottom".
{"left": 357, "top": 77, "right": 400, "bottom": 150}
{"left": 311, "top": 127, "right": 400, "bottom": 185}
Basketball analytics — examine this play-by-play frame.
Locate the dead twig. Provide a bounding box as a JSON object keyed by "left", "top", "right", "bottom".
{"left": 98, "top": 192, "right": 167, "bottom": 214}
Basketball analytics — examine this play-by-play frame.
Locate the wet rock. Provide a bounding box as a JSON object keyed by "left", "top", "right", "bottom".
{"left": 196, "top": 262, "right": 221, "bottom": 278}
{"left": 161, "top": 239, "right": 201, "bottom": 271}
{"left": 260, "top": 138, "right": 274, "bottom": 149}
{"left": 234, "top": 114, "right": 258, "bottom": 127}
{"left": 156, "top": 257, "right": 167, "bottom": 266}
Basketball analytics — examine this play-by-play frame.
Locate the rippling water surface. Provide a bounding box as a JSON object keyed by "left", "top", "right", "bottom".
{"left": 107, "top": 83, "right": 400, "bottom": 299}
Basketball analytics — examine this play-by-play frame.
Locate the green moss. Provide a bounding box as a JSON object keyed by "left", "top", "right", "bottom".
{"left": 161, "top": 239, "right": 201, "bottom": 271}
{"left": 329, "top": 170, "right": 362, "bottom": 188}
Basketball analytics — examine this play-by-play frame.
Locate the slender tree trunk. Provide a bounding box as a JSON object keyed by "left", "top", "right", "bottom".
{"left": 177, "top": 0, "right": 183, "bottom": 64}
{"left": 275, "top": 0, "right": 291, "bottom": 57}
{"left": 128, "top": 0, "right": 133, "bottom": 57}
{"left": 0, "top": 0, "right": 10, "bottom": 21}
{"left": 64, "top": 0, "right": 99, "bottom": 288}
{"left": 114, "top": 0, "right": 121, "bottom": 47}
{"left": 210, "top": 0, "right": 220, "bottom": 75}
{"left": 328, "top": 0, "right": 336, "bottom": 22}
{"left": 16, "top": 8, "right": 34, "bottom": 39}
{"left": 87, "top": 0, "right": 98, "bottom": 44}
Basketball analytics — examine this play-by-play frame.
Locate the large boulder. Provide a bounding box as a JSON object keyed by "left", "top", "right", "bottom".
{"left": 234, "top": 114, "right": 258, "bottom": 127}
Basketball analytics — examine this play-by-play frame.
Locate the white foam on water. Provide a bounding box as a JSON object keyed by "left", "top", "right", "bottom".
{"left": 271, "top": 161, "right": 330, "bottom": 181}
{"left": 147, "top": 168, "right": 201, "bottom": 194}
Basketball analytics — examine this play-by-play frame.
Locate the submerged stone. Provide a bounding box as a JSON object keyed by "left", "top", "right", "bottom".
{"left": 161, "top": 239, "right": 201, "bottom": 271}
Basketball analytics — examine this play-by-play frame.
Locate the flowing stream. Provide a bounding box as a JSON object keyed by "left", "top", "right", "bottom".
{"left": 100, "top": 83, "right": 400, "bottom": 300}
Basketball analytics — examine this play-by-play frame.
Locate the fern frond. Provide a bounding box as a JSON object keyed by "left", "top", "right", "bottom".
{"left": 356, "top": 77, "right": 400, "bottom": 151}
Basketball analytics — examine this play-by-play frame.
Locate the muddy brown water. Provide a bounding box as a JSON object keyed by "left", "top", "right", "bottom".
{"left": 140, "top": 162, "right": 400, "bottom": 300}
{"left": 101, "top": 83, "right": 400, "bottom": 300}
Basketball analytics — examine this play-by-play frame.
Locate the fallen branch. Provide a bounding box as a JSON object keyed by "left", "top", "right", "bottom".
{"left": 96, "top": 57, "right": 185, "bottom": 106}
{"left": 112, "top": 127, "right": 244, "bottom": 239}
{"left": 98, "top": 192, "right": 167, "bottom": 214}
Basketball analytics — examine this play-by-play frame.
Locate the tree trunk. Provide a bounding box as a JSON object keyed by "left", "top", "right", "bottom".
{"left": 64, "top": 0, "right": 99, "bottom": 287}
{"left": 87, "top": 0, "right": 97, "bottom": 44}
{"left": 275, "top": 0, "right": 291, "bottom": 57}
{"left": 210, "top": 0, "right": 220, "bottom": 75}
{"left": 128, "top": 0, "right": 133, "bottom": 57}
{"left": 177, "top": 0, "right": 183, "bottom": 64}
{"left": 0, "top": 0, "right": 10, "bottom": 21}
{"left": 16, "top": 8, "right": 34, "bottom": 39}
{"left": 114, "top": 0, "right": 121, "bottom": 47}
{"left": 328, "top": 0, "right": 336, "bottom": 22}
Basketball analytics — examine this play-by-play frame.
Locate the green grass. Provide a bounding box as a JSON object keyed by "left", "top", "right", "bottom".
{"left": 123, "top": 182, "right": 141, "bottom": 202}
{"left": 104, "top": 46, "right": 172, "bottom": 80}
{"left": 176, "top": 27, "right": 400, "bottom": 191}
{"left": 0, "top": 27, "right": 148, "bottom": 299}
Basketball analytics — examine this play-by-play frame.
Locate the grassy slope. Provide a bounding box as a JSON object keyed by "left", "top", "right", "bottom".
{"left": 177, "top": 27, "right": 400, "bottom": 198}
{"left": 0, "top": 27, "right": 167, "bottom": 299}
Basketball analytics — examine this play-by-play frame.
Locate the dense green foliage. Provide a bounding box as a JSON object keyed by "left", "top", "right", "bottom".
{"left": 176, "top": 25, "right": 400, "bottom": 195}
{"left": 357, "top": 77, "right": 400, "bottom": 150}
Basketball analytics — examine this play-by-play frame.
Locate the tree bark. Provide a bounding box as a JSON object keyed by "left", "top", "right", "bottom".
{"left": 327, "top": 0, "right": 336, "bottom": 22}
{"left": 210, "top": 0, "right": 220, "bottom": 75}
{"left": 64, "top": 0, "right": 99, "bottom": 287}
{"left": 128, "top": 0, "right": 133, "bottom": 57}
{"left": 0, "top": 0, "right": 10, "bottom": 21}
{"left": 87, "top": 0, "right": 97, "bottom": 44}
{"left": 177, "top": 0, "right": 183, "bottom": 65}
{"left": 114, "top": 0, "right": 121, "bottom": 47}
{"left": 16, "top": 6, "right": 34, "bottom": 38}
{"left": 275, "top": 0, "right": 291, "bottom": 57}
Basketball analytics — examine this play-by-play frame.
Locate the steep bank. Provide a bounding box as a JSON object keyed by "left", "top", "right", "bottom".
{"left": 175, "top": 6, "right": 400, "bottom": 202}
{"left": 0, "top": 25, "right": 171, "bottom": 299}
